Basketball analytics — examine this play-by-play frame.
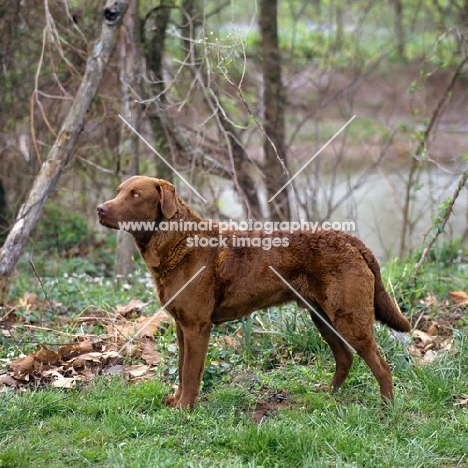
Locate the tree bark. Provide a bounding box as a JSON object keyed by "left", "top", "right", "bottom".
{"left": 144, "top": 0, "right": 177, "bottom": 182}
{"left": 0, "top": 0, "right": 128, "bottom": 303}
{"left": 394, "top": 0, "right": 405, "bottom": 58}
{"left": 115, "top": 0, "right": 141, "bottom": 279}
{"left": 260, "top": 0, "right": 290, "bottom": 221}
{"left": 0, "top": 180, "right": 6, "bottom": 227}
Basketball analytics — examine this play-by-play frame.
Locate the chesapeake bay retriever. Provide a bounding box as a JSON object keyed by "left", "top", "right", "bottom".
{"left": 97, "top": 176, "right": 411, "bottom": 408}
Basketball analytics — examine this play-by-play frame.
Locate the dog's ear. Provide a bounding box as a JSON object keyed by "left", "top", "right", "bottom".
{"left": 157, "top": 180, "right": 177, "bottom": 219}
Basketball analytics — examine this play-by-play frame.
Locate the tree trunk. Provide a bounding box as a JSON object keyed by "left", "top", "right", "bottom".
{"left": 144, "top": 0, "right": 176, "bottom": 182}
{"left": 260, "top": 0, "right": 290, "bottom": 221}
{"left": 394, "top": 0, "right": 405, "bottom": 58}
{"left": 0, "top": 180, "right": 6, "bottom": 227}
{"left": 335, "top": 2, "right": 344, "bottom": 51}
{"left": 0, "top": 0, "right": 128, "bottom": 303}
{"left": 219, "top": 118, "right": 263, "bottom": 219}
{"left": 115, "top": 0, "right": 141, "bottom": 279}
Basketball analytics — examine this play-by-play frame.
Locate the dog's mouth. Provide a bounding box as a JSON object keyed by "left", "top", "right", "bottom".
{"left": 97, "top": 204, "right": 119, "bottom": 230}
{"left": 98, "top": 217, "right": 119, "bottom": 230}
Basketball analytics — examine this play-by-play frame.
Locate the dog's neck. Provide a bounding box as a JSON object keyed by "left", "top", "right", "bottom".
{"left": 132, "top": 197, "right": 206, "bottom": 274}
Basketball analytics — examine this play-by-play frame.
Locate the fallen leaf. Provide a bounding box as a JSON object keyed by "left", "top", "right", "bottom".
{"left": 408, "top": 344, "right": 422, "bottom": 357}
{"left": 9, "top": 354, "right": 35, "bottom": 381}
{"left": 108, "top": 311, "right": 170, "bottom": 342}
{"left": 115, "top": 299, "right": 149, "bottom": 317}
{"left": 141, "top": 340, "right": 161, "bottom": 366}
{"left": 454, "top": 394, "right": 468, "bottom": 406}
{"left": 449, "top": 291, "right": 468, "bottom": 305}
{"left": 108, "top": 321, "right": 138, "bottom": 340}
{"left": 35, "top": 345, "right": 60, "bottom": 366}
{"left": 0, "top": 374, "right": 19, "bottom": 387}
{"left": 442, "top": 339, "right": 454, "bottom": 352}
{"left": 135, "top": 311, "right": 171, "bottom": 338}
{"left": 421, "top": 349, "right": 437, "bottom": 365}
{"left": 122, "top": 364, "right": 155, "bottom": 382}
{"left": 426, "top": 322, "right": 438, "bottom": 336}
{"left": 18, "top": 292, "right": 41, "bottom": 312}
{"left": 71, "top": 352, "right": 104, "bottom": 368}
{"left": 413, "top": 329, "right": 434, "bottom": 344}
{"left": 223, "top": 335, "right": 239, "bottom": 349}
{"left": 101, "top": 350, "right": 121, "bottom": 362}
{"left": 59, "top": 340, "right": 103, "bottom": 361}
{"left": 48, "top": 371, "right": 78, "bottom": 389}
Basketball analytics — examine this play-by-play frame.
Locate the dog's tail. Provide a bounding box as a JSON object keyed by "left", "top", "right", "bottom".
{"left": 347, "top": 236, "right": 411, "bottom": 332}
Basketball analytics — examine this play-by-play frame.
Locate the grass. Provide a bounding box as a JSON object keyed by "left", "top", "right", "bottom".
{"left": 1, "top": 241, "right": 468, "bottom": 467}
{"left": 1, "top": 355, "right": 467, "bottom": 467}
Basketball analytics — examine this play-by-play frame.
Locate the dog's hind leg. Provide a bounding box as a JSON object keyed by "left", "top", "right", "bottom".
{"left": 353, "top": 340, "right": 393, "bottom": 402}
{"left": 309, "top": 307, "right": 354, "bottom": 390}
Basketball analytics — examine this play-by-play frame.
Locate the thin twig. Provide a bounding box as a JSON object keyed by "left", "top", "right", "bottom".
{"left": 29, "top": 260, "right": 53, "bottom": 323}
{"left": 414, "top": 170, "right": 468, "bottom": 274}
{"left": 400, "top": 55, "right": 468, "bottom": 255}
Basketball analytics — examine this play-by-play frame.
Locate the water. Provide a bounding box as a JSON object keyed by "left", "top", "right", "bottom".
{"left": 216, "top": 163, "right": 468, "bottom": 261}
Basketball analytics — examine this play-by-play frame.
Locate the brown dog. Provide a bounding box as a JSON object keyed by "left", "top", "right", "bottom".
{"left": 97, "top": 176, "right": 410, "bottom": 408}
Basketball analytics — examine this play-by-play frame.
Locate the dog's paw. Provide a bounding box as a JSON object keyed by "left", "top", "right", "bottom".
{"left": 163, "top": 395, "right": 179, "bottom": 407}
{"left": 314, "top": 384, "right": 331, "bottom": 393}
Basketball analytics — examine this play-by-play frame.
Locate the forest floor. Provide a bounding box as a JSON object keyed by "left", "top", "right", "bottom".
{"left": 0, "top": 238, "right": 467, "bottom": 467}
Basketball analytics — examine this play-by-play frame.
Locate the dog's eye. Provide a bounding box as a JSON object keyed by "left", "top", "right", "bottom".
{"left": 133, "top": 192, "right": 139, "bottom": 198}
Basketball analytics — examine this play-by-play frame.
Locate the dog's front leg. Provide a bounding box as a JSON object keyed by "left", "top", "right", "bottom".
{"left": 171, "top": 322, "right": 212, "bottom": 409}
{"left": 163, "top": 322, "right": 185, "bottom": 407}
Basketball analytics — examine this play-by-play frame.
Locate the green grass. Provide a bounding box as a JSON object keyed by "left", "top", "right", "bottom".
{"left": 1, "top": 242, "right": 468, "bottom": 467}
{"left": 1, "top": 350, "right": 467, "bottom": 468}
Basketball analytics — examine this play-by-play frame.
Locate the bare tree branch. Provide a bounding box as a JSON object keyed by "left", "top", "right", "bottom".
{"left": 0, "top": 0, "right": 129, "bottom": 303}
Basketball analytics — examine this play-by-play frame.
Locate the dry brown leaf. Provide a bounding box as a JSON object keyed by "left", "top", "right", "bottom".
{"left": 9, "top": 354, "right": 35, "bottom": 381}
{"left": 102, "top": 350, "right": 121, "bottom": 362}
{"left": 426, "top": 322, "right": 438, "bottom": 336}
{"left": 108, "top": 321, "right": 138, "bottom": 340}
{"left": 59, "top": 340, "right": 102, "bottom": 361}
{"left": 223, "top": 335, "right": 239, "bottom": 349}
{"left": 439, "top": 338, "right": 454, "bottom": 352}
{"left": 135, "top": 311, "right": 170, "bottom": 338}
{"left": 122, "top": 364, "right": 155, "bottom": 381}
{"left": 408, "top": 344, "right": 422, "bottom": 357}
{"left": 35, "top": 345, "right": 60, "bottom": 366}
{"left": 454, "top": 394, "right": 468, "bottom": 407}
{"left": 413, "top": 329, "right": 434, "bottom": 344}
{"left": 449, "top": 291, "right": 468, "bottom": 305}
{"left": 141, "top": 340, "right": 161, "bottom": 366}
{"left": 0, "top": 374, "right": 19, "bottom": 387}
{"left": 121, "top": 343, "right": 140, "bottom": 358}
{"left": 18, "top": 292, "right": 41, "bottom": 311}
{"left": 421, "top": 349, "right": 437, "bottom": 365}
{"left": 108, "top": 311, "right": 170, "bottom": 342}
{"left": 48, "top": 371, "right": 78, "bottom": 389}
{"left": 70, "top": 350, "right": 121, "bottom": 369}
{"left": 71, "top": 352, "right": 103, "bottom": 368}
{"left": 115, "top": 299, "right": 149, "bottom": 317}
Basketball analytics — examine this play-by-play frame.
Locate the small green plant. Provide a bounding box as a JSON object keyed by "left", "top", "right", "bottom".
{"left": 31, "top": 203, "right": 91, "bottom": 255}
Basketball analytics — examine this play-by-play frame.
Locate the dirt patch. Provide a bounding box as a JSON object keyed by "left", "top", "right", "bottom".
{"left": 252, "top": 392, "right": 290, "bottom": 424}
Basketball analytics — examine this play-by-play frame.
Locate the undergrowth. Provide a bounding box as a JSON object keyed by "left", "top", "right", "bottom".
{"left": 0, "top": 240, "right": 467, "bottom": 467}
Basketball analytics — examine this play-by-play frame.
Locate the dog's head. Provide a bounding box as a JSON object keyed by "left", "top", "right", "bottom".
{"left": 97, "top": 176, "right": 177, "bottom": 232}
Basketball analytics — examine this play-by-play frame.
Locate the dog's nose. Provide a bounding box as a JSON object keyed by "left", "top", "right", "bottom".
{"left": 97, "top": 204, "right": 109, "bottom": 217}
